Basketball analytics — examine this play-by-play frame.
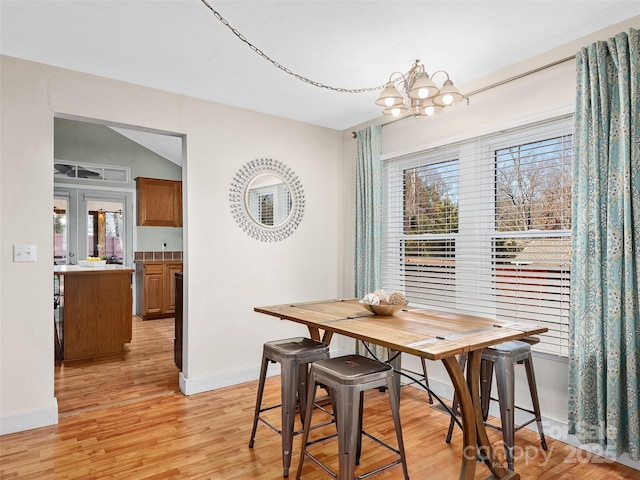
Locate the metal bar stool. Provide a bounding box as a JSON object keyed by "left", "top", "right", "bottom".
{"left": 296, "top": 354, "right": 410, "bottom": 480}
{"left": 249, "top": 337, "right": 331, "bottom": 478}
{"left": 445, "top": 339, "right": 547, "bottom": 470}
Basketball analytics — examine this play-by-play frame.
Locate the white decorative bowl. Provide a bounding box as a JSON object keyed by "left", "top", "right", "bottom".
{"left": 360, "top": 303, "right": 407, "bottom": 316}
{"left": 78, "top": 260, "right": 107, "bottom": 267}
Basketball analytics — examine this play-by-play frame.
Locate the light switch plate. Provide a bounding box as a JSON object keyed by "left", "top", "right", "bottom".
{"left": 14, "top": 244, "right": 37, "bottom": 262}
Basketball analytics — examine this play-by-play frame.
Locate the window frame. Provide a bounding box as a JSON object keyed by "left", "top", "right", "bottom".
{"left": 382, "top": 115, "right": 573, "bottom": 356}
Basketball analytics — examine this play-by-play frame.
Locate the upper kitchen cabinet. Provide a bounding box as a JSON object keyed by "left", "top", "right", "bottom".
{"left": 136, "top": 177, "right": 182, "bottom": 227}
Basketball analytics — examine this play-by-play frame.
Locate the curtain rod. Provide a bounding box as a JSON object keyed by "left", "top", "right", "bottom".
{"left": 351, "top": 54, "right": 576, "bottom": 138}
{"left": 464, "top": 54, "right": 576, "bottom": 97}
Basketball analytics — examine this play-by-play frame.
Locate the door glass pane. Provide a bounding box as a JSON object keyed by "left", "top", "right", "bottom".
{"left": 53, "top": 198, "right": 68, "bottom": 264}
{"left": 105, "top": 210, "right": 124, "bottom": 262}
{"left": 88, "top": 211, "right": 98, "bottom": 257}
{"left": 87, "top": 200, "right": 124, "bottom": 263}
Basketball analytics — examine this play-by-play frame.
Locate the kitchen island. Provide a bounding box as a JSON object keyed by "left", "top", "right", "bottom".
{"left": 54, "top": 264, "right": 135, "bottom": 361}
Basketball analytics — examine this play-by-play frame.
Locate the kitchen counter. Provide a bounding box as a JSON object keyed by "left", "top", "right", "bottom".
{"left": 55, "top": 264, "right": 134, "bottom": 274}
{"left": 54, "top": 265, "right": 134, "bottom": 361}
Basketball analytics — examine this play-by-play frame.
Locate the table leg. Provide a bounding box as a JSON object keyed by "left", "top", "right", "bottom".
{"left": 442, "top": 356, "right": 478, "bottom": 480}
{"left": 307, "top": 326, "right": 321, "bottom": 341}
{"left": 306, "top": 326, "right": 333, "bottom": 345}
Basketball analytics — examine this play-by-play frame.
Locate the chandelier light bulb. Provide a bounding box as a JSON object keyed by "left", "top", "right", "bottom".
{"left": 424, "top": 105, "right": 436, "bottom": 116}
{"left": 376, "top": 83, "right": 404, "bottom": 108}
{"left": 418, "top": 87, "right": 430, "bottom": 99}
{"left": 433, "top": 79, "right": 464, "bottom": 106}
{"left": 391, "top": 107, "right": 402, "bottom": 116}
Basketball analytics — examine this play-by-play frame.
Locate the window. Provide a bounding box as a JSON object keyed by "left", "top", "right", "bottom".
{"left": 383, "top": 116, "right": 573, "bottom": 356}
{"left": 54, "top": 161, "right": 130, "bottom": 183}
{"left": 400, "top": 159, "right": 459, "bottom": 309}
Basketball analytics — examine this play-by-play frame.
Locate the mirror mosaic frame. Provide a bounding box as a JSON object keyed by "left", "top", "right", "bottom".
{"left": 229, "top": 158, "right": 305, "bottom": 242}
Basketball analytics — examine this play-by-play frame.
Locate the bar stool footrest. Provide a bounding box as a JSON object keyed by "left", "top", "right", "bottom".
{"left": 255, "top": 402, "right": 335, "bottom": 437}
{"left": 483, "top": 395, "right": 543, "bottom": 436}
{"left": 361, "top": 430, "right": 402, "bottom": 456}
{"left": 357, "top": 459, "right": 404, "bottom": 480}
{"left": 255, "top": 416, "right": 283, "bottom": 436}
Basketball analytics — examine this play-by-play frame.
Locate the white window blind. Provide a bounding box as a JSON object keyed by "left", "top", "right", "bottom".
{"left": 382, "top": 116, "right": 573, "bottom": 356}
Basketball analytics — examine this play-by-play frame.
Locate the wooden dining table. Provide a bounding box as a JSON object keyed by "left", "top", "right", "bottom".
{"left": 254, "top": 298, "right": 548, "bottom": 480}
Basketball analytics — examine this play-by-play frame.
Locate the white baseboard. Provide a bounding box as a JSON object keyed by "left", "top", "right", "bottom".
{"left": 179, "top": 364, "right": 280, "bottom": 396}
{"left": 0, "top": 399, "right": 58, "bottom": 435}
{"left": 178, "top": 346, "right": 352, "bottom": 396}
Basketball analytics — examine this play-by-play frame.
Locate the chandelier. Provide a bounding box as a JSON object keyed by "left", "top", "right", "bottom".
{"left": 375, "top": 60, "right": 465, "bottom": 118}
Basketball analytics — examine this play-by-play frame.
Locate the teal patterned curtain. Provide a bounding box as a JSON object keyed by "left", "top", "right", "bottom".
{"left": 355, "top": 125, "right": 385, "bottom": 358}
{"left": 569, "top": 28, "right": 640, "bottom": 461}
{"left": 355, "top": 125, "right": 382, "bottom": 297}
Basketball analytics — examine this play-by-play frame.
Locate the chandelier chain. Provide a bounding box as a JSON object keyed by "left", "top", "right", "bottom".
{"left": 199, "top": 0, "right": 386, "bottom": 94}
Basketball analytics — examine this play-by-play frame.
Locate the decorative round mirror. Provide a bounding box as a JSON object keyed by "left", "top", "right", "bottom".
{"left": 229, "top": 158, "right": 305, "bottom": 242}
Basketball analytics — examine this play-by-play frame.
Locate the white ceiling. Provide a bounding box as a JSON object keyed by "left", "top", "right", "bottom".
{"left": 1, "top": 0, "right": 639, "bottom": 132}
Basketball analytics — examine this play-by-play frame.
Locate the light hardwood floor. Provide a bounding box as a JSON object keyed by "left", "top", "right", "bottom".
{"left": 1, "top": 317, "right": 638, "bottom": 479}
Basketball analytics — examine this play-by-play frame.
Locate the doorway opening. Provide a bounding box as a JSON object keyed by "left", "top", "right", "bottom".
{"left": 53, "top": 116, "right": 185, "bottom": 416}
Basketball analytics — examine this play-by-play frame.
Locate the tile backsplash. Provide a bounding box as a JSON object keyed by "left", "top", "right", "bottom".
{"left": 134, "top": 251, "right": 183, "bottom": 262}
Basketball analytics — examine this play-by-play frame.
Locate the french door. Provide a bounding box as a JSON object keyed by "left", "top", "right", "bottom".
{"left": 54, "top": 187, "right": 133, "bottom": 266}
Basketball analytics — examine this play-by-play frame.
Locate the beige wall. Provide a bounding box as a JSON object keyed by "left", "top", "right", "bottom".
{"left": 0, "top": 55, "right": 347, "bottom": 433}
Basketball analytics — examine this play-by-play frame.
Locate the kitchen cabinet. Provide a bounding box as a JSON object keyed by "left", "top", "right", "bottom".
{"left": 136, "top": 177, "right": 182, "bottom": 227}
{"left": 136, "top": 261, "right": 183, "bottom": 320}
{"left": 142, "top": 263, "right": 164, "bottom": 316}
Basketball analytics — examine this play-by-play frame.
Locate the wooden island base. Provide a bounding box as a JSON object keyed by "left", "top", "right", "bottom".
{"left": 55, "top": 265, "right": 134, "bottom": 361}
